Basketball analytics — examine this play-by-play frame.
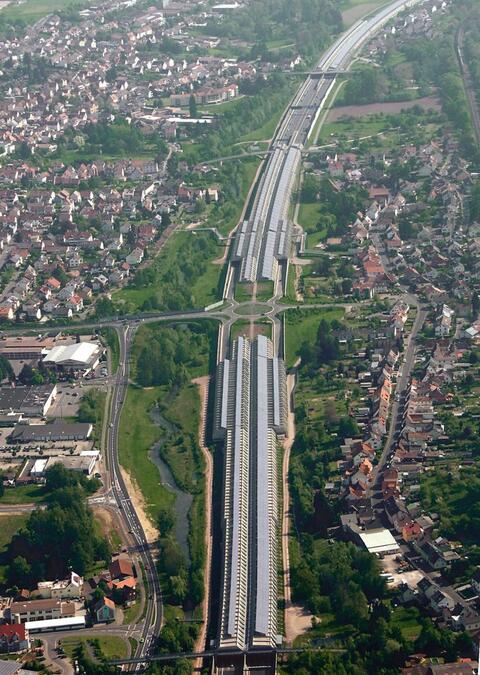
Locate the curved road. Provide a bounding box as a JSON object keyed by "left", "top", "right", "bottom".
{"left": 105, "top": 325, "right": 163, "bottom": 665}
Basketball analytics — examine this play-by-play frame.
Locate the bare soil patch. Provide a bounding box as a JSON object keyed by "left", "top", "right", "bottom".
{"left": 120, "top": 468, "right": 159, "bottom": 543}
{"left": 328, "top": 96, "right": 441, "bottom": 121}
{"left": 93, "top": 505, "right": 125, "bottom": 550}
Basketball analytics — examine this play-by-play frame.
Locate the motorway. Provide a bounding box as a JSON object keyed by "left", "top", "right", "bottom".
{"left": 4, "top": 1, "right": 426, "bottom": 670}
{"left": 230, "top": 0, "right": 423, "bottom": 287}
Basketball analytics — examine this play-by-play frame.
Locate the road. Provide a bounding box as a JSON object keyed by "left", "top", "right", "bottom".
{"left": 375, "top": 302, "right": 427, "bottom": 482}
{"left": 456, "top": 22, "right": 480, "bottom": 146}
{"left": 104, "top": 325, "right": 163, "bottom": 664}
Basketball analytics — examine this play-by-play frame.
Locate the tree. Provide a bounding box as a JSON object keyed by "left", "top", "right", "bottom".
{"left": 189, "top": 94, "right": 198, "bottom": 119}
{"left": 8, "top": 556, "right": 32, "bottom": 588}
{"left": 339, "top": 416, "right": 359, "bottom": 440}
{"left": 158, "top": 506, "right": 175, "bottom": 535}
{"left": 301, "top": 174, "right": 320, "bottom": 202}
{"left": 18, "top": 364, "right": 35, "bottom": 385}
{"left": 8, "top": 485, "right": 108, "bottom": 585}
{"left": 472, "top": 292, "right": 480, "bottom": 317}
{"left": 0, "top": 356, "right": 13, "bottom": 382}
{"left": 17, "top": 141, "right": 31, "bottom": 159}
{"left": 158, "top": 537, "right": 185, "bottom": 577}
{"left": 195, "top": 197, "right": 206, "bottom": 214}
{"left": 168, "top": 574, "right": 188, "bottom": 604}
{"left": 95, "top": 298, "right": 116, "bottom": 318}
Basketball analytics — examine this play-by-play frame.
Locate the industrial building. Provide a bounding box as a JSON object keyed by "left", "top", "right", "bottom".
{"left": 42, "top": 341, "right": 102, "bottom": 375}
{"left": 0, "top": 336, "right": 55, "bottom": 361}
{"left": 8, "top": 421, "right": 92, "bottom": 444}
{"left": 0, "top": 384, "right": 57, "bottom": 417}
{"left": 214, "top": 335, "right": 286, "bottom": 652}
{"left": 358, "top": 528, "right": 400, "bottom": 556}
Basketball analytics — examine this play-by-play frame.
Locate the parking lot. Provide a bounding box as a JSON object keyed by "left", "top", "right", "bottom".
{"left": 381, "top": 553, "right": 423, "bottom": 588}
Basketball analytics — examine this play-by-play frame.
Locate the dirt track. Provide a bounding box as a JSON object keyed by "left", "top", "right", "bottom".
{"left": 282, "top": 373, "right": 314, "bottom": 644}
{"left": 192, "top": 376, "right": 213, "bottom": 665}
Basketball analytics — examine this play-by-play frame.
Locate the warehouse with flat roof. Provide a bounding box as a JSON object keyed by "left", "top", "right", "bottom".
{"left": 0, "top": 384, "right": 57, "bottom": 417}
{"left": 358, "top": 528, "right": 400, "bottom": 555}
{"left": 8, "top": 421, "right": 92, "bottom": 444}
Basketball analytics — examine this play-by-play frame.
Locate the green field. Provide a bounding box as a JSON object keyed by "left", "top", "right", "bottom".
{"left": 0, "top": 484, "right": 47, "bottom": 505}
{"left": 114, "top": 230, "right": 224, "bottom": 312}
{"left": 60, "top": 635, "right": 129, "bottom": 661}
{"left": 157, "top": 384, "right": 205, "bottom": 493}
{"left": 318, "top": 115, "right": 389, "bottom": 143}
{"left": 198, "top": 96, "right": 246, "bottom": 115}
{"left": 239, "top": 112, "right": 285, "bottom": 143}
{"left": 212, "top": 158, "right": 261, "bottom": 237}
{"left": 297, "top": 202, "right": 329, "bottom": 246}
{"left": 284, "top": 307, "right": 345, "bottom": 367}
{"left": 390, "top": 606, "right": 423, "bottom": 640}
{"left": 164, "top": 383, "right": 201, "bottom": 437}
{"left": 118, "top": 385, "right": 174, "bottom": 523}
{"left": 191, "top": 254, "right": 226, "bottom": 308}
{"left": 1, "top": 0, "right": 88, "bottom": 22}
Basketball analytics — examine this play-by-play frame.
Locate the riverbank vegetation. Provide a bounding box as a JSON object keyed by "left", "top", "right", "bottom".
{"left": 120, "top": 321, "right": 216, "bottom": 656}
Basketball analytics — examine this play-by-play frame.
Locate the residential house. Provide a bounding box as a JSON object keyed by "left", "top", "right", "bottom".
{"left": 93, "top": 597, "right": 115, "bottom": 624}
{"left": 0, "top": 624, "right": 30, "bottom": 653}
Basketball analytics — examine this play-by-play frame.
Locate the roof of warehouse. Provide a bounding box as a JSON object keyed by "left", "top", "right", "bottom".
{"left": 359, "top": 528, "right": 400, "bottom": 554}
{"left": 24, "top": 616, "right": 86, "bottom": 631}
{"left": 43, "top": 341, "right": 99, "bottom": 365}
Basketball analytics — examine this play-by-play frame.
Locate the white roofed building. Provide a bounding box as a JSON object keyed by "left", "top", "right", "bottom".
{"left": 358, "top": 528, "right": 400, "bottom": 555}
{"left": 42, "top": 341, "right": 102, "bottom": 375}
{"left": 36, "top": 572, "right": 84, "bottom": 600}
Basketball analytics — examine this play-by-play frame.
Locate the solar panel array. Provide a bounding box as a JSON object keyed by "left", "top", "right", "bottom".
{"left": 232, "top": 0, "right": 417, "bottom": 286}
{"left": 216, "top": 0, "right": 420, "bottom": 655}
{"left": 214, "top": 336, "right": 287, "bottom": 651}
{"left": 216, "top": 338, "right": 251, "bottom": 650}
{"left": 253, "top": 336, "right": 281, "bottom": 645}
{"left": 233, "top": 145, "right": 301, "bottom": 283}
{"left": 260, "top": 147, "right": 301, "bottom": 280}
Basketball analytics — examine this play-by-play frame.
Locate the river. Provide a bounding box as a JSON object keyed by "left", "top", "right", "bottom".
{"left": 148, "top": 406, "right": 193, "bottom": 564}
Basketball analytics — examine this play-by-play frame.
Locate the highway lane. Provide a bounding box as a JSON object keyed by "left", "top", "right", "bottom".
{"left": 105, "top": 324, "right": 163, "bottom": 666}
